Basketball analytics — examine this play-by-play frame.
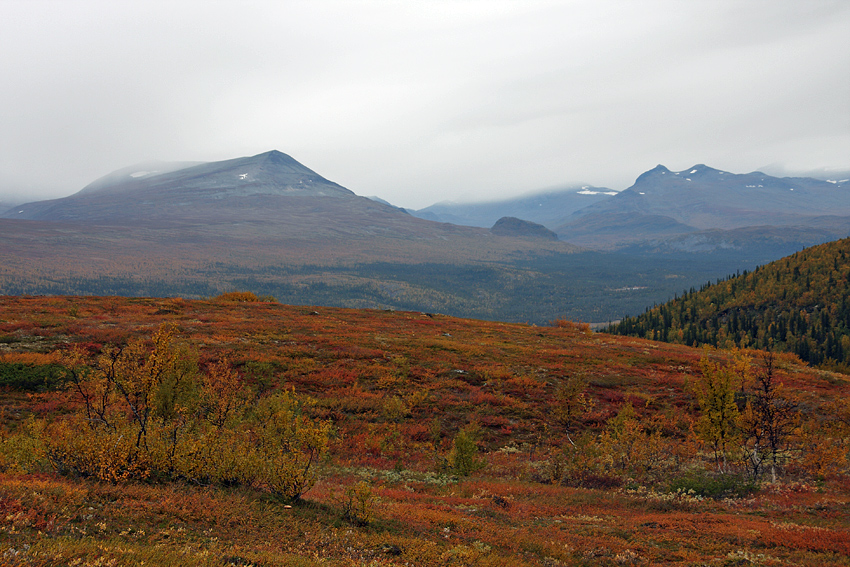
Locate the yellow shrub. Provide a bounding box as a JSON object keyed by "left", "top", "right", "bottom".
{"left": 28, "top": 326, "right": 331, "bottom": 500}
{"left": 214, "top": 291, "right": 260, "bottom": 302}
{"left": 250, "top": 391, "right": 333, "bottom": 500}
{"left": 0, "top": 417, "right": 49, "bottom": 474}
{"left": 44, "top": 418, "right": 150, "bottom": 482}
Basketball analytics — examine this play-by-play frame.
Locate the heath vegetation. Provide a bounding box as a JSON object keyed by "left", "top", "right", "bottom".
{"left": 1, "top": 295, "right": 848, "bottom": 566}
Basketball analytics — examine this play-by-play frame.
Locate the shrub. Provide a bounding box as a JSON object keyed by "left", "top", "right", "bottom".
{"left": 0, "top": 362, "right": 68, "bottom": 392}
{"left": 249, "top": 391, "right": 333, "bottom": 500}
{"left": 451, "top": 423, "right": 485, "bottom": 476}
{"left": 381, "top": 395, "right": 409, "bottom": 422}
{"left": 214, "top": 291, "right": 260, "bottom": 302}
{"left": 214, "top": 291, "right": 277, "bottom": 303}
{"left": 668, "top": 470, "right": 759, "bottom": 499}
{"left": 25, "top": 325, "right": 331, "bottom": 501}
{"left": 44, "top": 418, "right": 151, "bottom": 482}
{"left": 338, "top": 481, "right": 377, "bottom": 526}
{"left": 599, "top": 403, "right": 665, "bottom": 482}
{"left": 0, "top": 417, "right": 50, "bottom": 474}
{"left": 548, "top": 432, "right": 609, "bottom": 488}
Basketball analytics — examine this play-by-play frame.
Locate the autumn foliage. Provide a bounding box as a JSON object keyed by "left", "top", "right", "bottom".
{"left": 36, "top": 324, "right": 331, "bottom": 500}
{"left": 1, "top": 295, "right": 849, "bottom": 566}
{"left": 608, "top": 237, "right": 850, "bottom": 370}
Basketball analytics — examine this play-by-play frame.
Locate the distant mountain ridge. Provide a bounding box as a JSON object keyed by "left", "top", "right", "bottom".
{"left": 404, "top": 163, "right": 849, "bottom": 256}
{"left": 411, "top": 185, "right": 617, "bottom": 228}
{"left": 2, "top": 151, "right": 848, "bottom": 325}
{"left": 570, "top": 164, "right": 850, "bottom": 229}
{"left": 554, "top": 164, "right": 850, "bottom": 252}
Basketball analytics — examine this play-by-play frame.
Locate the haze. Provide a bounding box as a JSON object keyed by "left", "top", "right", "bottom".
{"left": 1, "top": 0, "right": 848, "bottom": 209}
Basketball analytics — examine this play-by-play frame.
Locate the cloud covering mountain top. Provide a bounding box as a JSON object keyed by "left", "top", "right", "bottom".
{"left": 1, "top": 1, "right": 848, "bottom": 208}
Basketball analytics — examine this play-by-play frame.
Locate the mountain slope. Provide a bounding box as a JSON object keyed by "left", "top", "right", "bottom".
{"left": 556, "top": 164, "right": 850, "bottom": 250}
{"left": 74, "top": 159, "right": 206, "bottom": 195}
{"left": 3, "top": 150, "right": 359, "bottom": 225}
{"left": 605, "top": 237, "right": 850, "bottom": 369}
{"left": 2, "top": 295, "right": 849, "bottom": 566}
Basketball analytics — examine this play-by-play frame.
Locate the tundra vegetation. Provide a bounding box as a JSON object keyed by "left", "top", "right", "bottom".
{"left": 1, "top": 295, "right": 849, "bottom": 566}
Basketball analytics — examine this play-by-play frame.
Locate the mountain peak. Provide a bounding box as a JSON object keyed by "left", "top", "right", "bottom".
{"left": 256, "top": 150, "right": 297, "bottom": 164}
{"left": 633, "top": 164, "right": 671, "bottom": 184}
{"left": 3, "top": 150, "right": 358, "bottom": 222}
{"left": 677, "top": 164, "right": 724, "bottom": 177}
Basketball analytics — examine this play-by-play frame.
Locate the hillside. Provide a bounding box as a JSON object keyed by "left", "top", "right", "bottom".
{"left": 489, "top": 216, "right": 558, "bottom": 240}
{"left": 606, "top": 237, "right": 850, "bottom": 370}
{"left": 1, "top": 295, "right": 849, "bottom": 566}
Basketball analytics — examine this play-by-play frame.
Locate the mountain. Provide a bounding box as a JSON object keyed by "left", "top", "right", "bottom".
{"left": 8, "top": 151, "right": 670, "bottom": 324}
{"left": 4, "top": 152, "right": 845, "bottom": 325}
{"left": 0, "top": 150, "right": 519, "bottom": 242}
{"left": 605, "top": 237, "right": 850, "bottom": 370}
{"left": 490, "top": 216, "right": 558, "bottom": 240}
{"left": 556, "top": 164, "right": 850, "bottom": 251}
{"left": 4, "top": 150, "right": 357, "bottom": 224}
{"left": 411, "top": 185, "right": 617, "bottom": 228}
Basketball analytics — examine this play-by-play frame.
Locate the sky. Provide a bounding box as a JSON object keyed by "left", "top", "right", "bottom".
{"left": 1, "top": 0, "right": 848, "bottom": 210}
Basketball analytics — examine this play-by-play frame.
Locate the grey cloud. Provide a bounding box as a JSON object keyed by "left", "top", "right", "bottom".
{"left": 1, "top": 0, "right": 847, "bottom": 210}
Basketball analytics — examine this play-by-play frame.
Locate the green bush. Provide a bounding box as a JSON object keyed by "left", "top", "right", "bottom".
{"left": 668, "top": 470, "right": 758, "bottom": 499}
{"left": 0, "top": 362, "right": 67, "bottom": 392}
{"left": 338, "top": 481, "right": 377, "bottom": 526}
{"left": 0, "top": 417, "right": 50, "bottom": 473}
{"left": 451, "top": 424, "right": 485, "bottom": 476}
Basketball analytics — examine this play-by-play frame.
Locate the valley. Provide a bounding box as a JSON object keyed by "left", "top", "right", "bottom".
{"left": 2, "top": 157, "right": 848, "bottom": 563}
{"left": 4, "top": 4, "right": 849, "bottom": 565}
{"left": 4, "top": 151, "right": 846, "bottom": 325}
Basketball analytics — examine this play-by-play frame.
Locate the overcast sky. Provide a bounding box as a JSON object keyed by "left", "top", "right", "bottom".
{"left": 1, "top": 0, "right": 848, "bottom": 209}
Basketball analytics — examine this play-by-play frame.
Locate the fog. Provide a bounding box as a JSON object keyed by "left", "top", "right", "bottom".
{"left": 1, "top": 0, "right": 848, "bottom": 209}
